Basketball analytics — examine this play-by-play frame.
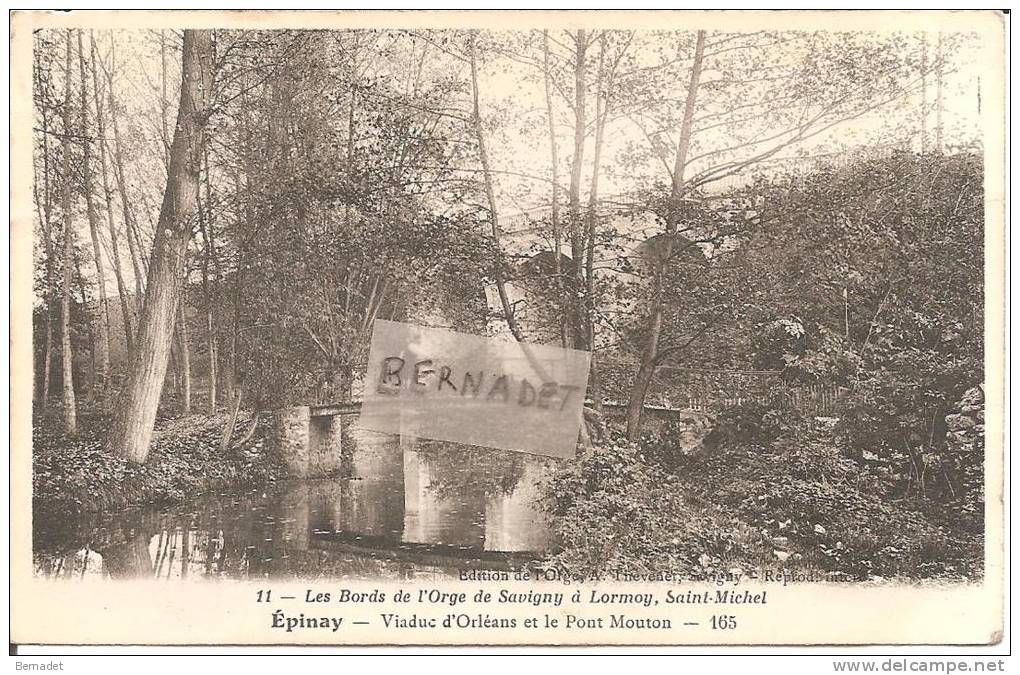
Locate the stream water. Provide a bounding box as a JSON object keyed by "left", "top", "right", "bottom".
{"left": 32, "top": 426, "right": 559, "bottom": 581}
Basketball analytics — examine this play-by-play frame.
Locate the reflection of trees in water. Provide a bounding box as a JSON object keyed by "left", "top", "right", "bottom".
{"left": 34, "top": 507, "right": 156, "bottom": 579}
{"left": 32, "top": 448, "right": 552, "bottom": 580}
{"left": 33, "top": 486, "right": 344, "bottom": 581}
{"left": 33, "top": 547, "right": 103, "bottom": 579}
{"left": 414, "top": 439, "right": 538, "bottom": 501}
{"left": 32, "top": 493, "right": 282, "bottom": 580}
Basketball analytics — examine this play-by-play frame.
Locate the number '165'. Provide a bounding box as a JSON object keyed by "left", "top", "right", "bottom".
{"left": 710, "top": 615, "right": 737, "bottom": 630}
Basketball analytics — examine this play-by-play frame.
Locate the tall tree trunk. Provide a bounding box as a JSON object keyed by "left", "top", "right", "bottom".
{"left": 73, "top": 251, "right": 97, "bottom": 393}
{"left": 102, "top": 42, "right": 146, "bottom": 314}
{"left": 222, "top": 112, "right": 252, "bottom": 449}
{"left": 206, "top": 149, "right": 225, "bottom": 406}
{"left": 108, "top": 31, "right": 215, "bottom": 463}
{"left": 584, "top": 35, "right": 609, "bottom": 413}
{"left": 542, "top": 30, "right": 568, "bottom": 349}
{"left": 160, "top": 31, "right": 171, "bottom": 168}
{"left": 468, "top": 33, "right": 526, "bottom": 343}
{"left": 128, "top": 202, "right": 151, "bottom": 278}
{"left": 344, "top": 49, "right": 357, "bottom": 229}
{"left": 178, "top": 287, "right": 192, "bottom": 415}
{"left": 626, "top": 30, "right": 706, "bottom": 441}
{"left": 203, "top": 286, "right": 217, "bottom": 414}
{"left": 935, "top": 32, "right": 944, "bottom": 153}
{"left": 920, "top": 32, "right": 928, "bottom": 154}
{"left": 90, "top": 33, "right": 133, "bottom": 360}
{"left": 568, "top": 29, "right": 587, "bottom": 349}
{"left": 78, "top": 32, "right": 112, "bottom": 398}
{"left": 35, "top": 99, "right": 57, "bottom": 412}
{"left": 35, "top": 169, "right": 56, "bottom": 412}
{"left": 59, "top": 30, "right": 78, "bottom": 435}
{"left": 198, "top": 154, "right": 218, "bottom": 413}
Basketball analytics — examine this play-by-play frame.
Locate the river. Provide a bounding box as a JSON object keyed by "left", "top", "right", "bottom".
{"left": 32, "top": 424, "right": 559, "bottom": 581}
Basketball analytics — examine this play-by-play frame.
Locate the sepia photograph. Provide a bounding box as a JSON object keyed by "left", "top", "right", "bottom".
{"left": 9, "top": 9, "right": 1006, "bottom": 650}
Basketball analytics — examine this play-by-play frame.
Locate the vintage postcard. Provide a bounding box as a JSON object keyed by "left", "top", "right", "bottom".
{"left": 9, "top": 9, "right": 1006, "bottom": 647}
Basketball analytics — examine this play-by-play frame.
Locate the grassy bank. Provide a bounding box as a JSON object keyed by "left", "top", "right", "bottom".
{"left": 33, "top": 410, "right": 285, "bottom": 518}
{"left": 541, "top": 410, "right": 983, "bottom": 583}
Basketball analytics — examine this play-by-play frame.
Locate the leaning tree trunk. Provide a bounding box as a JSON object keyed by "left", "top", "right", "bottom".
{"left": 468, "top": 33, "right": 526, "bottom": 343}
{"left": 59, "top": 30, "right": 78, "bottom": 436}
{"left": 107, "top": 31, "right": 214, "bottom": 463}
{"left": 626, "top": 30, "right": 706, "bottom": 441}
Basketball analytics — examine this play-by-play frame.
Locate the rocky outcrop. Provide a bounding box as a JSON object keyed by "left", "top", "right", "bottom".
{"left": 669, "top": 410, "right": 718, "bottom": 454}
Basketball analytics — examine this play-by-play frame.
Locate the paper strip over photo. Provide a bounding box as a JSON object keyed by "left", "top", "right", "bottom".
{"left": 357, "top": 320, "right": 590, "bottom": 458}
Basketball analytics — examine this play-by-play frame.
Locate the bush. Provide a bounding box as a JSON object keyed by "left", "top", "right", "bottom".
{"left": 705, "top": 401, "right": 801, "bottom": 448}
{"left": 676, "top": 417, "right": 981, "bottom": 580}
{"left": 544, "top": 408, "right": 983, "bottom": 582}
{"left": 541, "top": 441, "right": 763, "bottom": 580}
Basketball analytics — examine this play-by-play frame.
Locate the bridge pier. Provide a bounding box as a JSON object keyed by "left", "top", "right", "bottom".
{"left": 274, "top": 405, "right": 345, "bottom": 477}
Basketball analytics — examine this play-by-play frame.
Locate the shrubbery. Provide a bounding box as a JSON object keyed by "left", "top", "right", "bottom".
{"left": 542, "top": 402, "right": 983, "bottom": 582}
{"left": 33, "top": 412, "right": 284, "bottom": 517}
{"left": 541, "top": 441, "right": 765, "bottom": 580}
{"left": 744, "top": 152, "right": 985, "bottom": 520}
{"left": 674, "top": 408, "right": 981, "bottom": 580}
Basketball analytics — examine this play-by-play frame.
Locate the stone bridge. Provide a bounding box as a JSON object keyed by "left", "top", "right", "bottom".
{"left": 274, "top": 399, "right": 730, "bottom": 478}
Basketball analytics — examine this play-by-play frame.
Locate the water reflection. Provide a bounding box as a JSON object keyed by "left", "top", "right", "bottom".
{"left": 33, "top": 425, "right": 558, "bottom": 581}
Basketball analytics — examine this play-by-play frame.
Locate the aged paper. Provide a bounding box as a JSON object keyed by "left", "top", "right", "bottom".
{"left": 9, "top": 9, "right": 1005, "bottom": 647}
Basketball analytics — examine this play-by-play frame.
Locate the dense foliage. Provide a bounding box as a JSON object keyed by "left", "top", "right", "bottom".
{"left": 33, "top": 411, "right": 284, "bottom": 516}
{"left": 744, "top": 152, "right": 984, "bottom": 506}
{"left": 543, "top": 408, "right": 982, "bottom": 582}
{"left": 542, "top": 151, "right": 986, "bottom": 582}
{"left": 542, "top": 440, "right": 763, "bottom": 579}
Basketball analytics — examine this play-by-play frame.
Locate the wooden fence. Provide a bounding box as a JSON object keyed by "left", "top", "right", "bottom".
{"left": 677, "top": 383, "right": 848, "bottom": 416}
{"left": 598, "top": 361, "right": 848, "bottom": 416}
